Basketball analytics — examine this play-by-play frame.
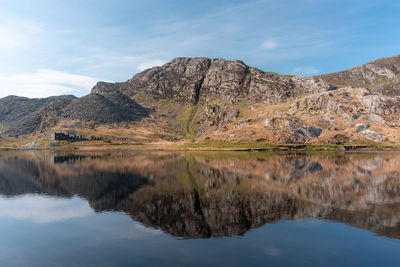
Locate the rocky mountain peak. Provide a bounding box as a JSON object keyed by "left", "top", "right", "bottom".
{"left": 126, "top": 56, "right": 334, "bottom": 105}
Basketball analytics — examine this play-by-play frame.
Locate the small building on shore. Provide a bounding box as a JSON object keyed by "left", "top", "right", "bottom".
{"left": 45, "top": 132, "right": 86, "bottom": 141}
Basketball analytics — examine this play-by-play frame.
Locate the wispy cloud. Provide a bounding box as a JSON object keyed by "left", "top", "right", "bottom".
{"left": 261, "top": 40, "right": 279, "bottom": 50}
{"left": 0, "top": 69, "right": 100, "bottom": 98}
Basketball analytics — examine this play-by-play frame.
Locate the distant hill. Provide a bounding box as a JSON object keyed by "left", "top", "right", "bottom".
{"left": 0, "top": 95, "right": 76, "bottom": 136}
{"left": 63, "top": 87, "right": 149, "bottom": 124}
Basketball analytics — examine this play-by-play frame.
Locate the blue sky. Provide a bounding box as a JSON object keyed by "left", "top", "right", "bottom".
{"left": 0, "top": 0, "right": 399, "bottom": 98}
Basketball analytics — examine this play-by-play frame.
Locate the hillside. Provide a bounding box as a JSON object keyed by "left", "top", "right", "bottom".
{"left": 1, "top": 55, "right": 400, "bottom": 149}
{"left": 0, "top": 95, "right": 76, "bottom": 137}
{"left": 63, "top": 87, "right": 150, "bottom": 123}
{"left": 316, "top": 55, "right": 400, "bottom": 96}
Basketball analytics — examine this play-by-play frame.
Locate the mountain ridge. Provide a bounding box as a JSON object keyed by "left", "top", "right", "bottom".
{"left": 1, "top": 54, "right": 400, "bottom": 148}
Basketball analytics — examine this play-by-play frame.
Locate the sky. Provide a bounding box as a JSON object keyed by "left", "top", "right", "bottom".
{"left": 0, "top": 0, "right": 399, "bottom": 98}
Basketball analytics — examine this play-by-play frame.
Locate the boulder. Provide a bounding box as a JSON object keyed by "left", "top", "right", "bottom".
{"left": 359, "top": 130, "right": 382, "bottom": 143}
{"left": 294, "top": 126, "right": 322, "bottom": 141}
{"left": 328, "top": 134, "right": 349, "bottom": 145}
{"left": 355, "top": 123, "right": 369, "bottom": 133}
{"left": 366, "top": 114, "right": 386, "bottom": 125}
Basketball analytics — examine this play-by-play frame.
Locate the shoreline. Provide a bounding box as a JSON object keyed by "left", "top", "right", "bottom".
{"left": 0, "top": 142, "right": 399, "bottom": 152}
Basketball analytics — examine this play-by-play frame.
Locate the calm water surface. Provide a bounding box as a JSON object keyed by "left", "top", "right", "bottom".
{"left": 0, "top": 151, "right": 399, "bottom": 266}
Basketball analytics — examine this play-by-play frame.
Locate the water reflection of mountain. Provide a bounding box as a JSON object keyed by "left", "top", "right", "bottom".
{"left": 0, "top": 151, "right": 399, "bottom": 239}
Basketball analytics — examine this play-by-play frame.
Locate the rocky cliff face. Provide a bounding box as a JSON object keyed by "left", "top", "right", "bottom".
{"left": 1, "top": 55, "right": 400, "bottom": 145}
{"left": 119, "top": 57, "right": 334, "bottom": 105}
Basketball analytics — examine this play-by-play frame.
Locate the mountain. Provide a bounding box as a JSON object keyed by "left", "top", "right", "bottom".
{"left": 105, "top": 57, "right": 334, "bottom": 105}
{"left": 1, "top": 55, "right": 400, "bottom": 147}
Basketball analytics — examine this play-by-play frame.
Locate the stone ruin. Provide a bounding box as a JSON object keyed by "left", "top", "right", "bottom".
{"left": 45, "top": 132, "right": 86, "bottom": 141}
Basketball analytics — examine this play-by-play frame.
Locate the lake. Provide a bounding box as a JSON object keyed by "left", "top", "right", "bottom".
{"left": 0, "top": 150, "right": 399, "bottom": 266}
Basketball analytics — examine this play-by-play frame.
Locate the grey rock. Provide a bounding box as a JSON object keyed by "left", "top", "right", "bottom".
{"left": 366, "top": 114, "right": 386, "bottom": 125}
{"left": 197, "top": 103, "right": 239, "bottom": 133}
{"left": 294, "top": 126, "right": 322, "bottom": 141}
{"left": 355, "top": 123, "right": 369, "bottom": 133}
{"left": 359, "top": 130, "right": 382, "bottom": 143}
{"left": 307, "top": 126, "right": 323, "bottom": 138}
{"left": 47, "top": 142, "right": 60, "bottom": 147}
{"left": 328, "top": 134, "right": 349, "bottom": 145}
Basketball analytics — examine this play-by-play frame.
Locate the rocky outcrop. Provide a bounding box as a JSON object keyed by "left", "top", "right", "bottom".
{"left": 291, "top": 87, "right": 400, "bottom": 125}
{"left": 359, "top": 130, "right": 382, "bottom": 143}
{"left": 197, "top": 102, "right": 239, "bottom": 133}
{"left": 290, "top": 88, "right": 362, "bottom": 121}
{"left": 355, "top": 123, "right": 369, "bottom": 133}
{"left": 266, "top": 116, "right": 322, "bottom": 143}
{"left": 316, "top": 54, "right": 400, "bottom": 96}
{"left": 127, "top": 57, "right": 211, "bottom": 104}
{"left": 199, "top": 59, "right": 247, "bottom": 104}
{"left": 126, "top": 57, "right": 335, "bottom": 105}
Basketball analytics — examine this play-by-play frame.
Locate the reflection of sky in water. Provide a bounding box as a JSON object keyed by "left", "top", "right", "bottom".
{"left": 0, "top": 194, "right": 399, "bottom": 266}
{"left": 0, "top": 152, "right": 399, "bottom": 266}
{"left": 0, "top": 195, "right": 93, "bottom": 223}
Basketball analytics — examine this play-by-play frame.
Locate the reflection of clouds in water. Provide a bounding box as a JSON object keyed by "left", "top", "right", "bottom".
{"left": 135, "top": 223, "right": 163, "bottom": 236}
{"left": 264, "top": 246, "right": 280, "bottom": 256}
{"left": 0, "top": 195, "right": 93, "bottom": 223}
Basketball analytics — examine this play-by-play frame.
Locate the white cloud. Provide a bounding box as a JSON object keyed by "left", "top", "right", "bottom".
{"left": 261, "top": 40, "right": 279, "bottom": 50}
{"left": 136, "top": 59, "right": 167, "bottom": 72}
{"left": 291, "top": 66, "right": 319, "bottom": 76}
{"left": 0, "top": 69, "right": 101, "bottom": 98}
{"left": 0, "top": 195, "right": 94, "bottom": 224}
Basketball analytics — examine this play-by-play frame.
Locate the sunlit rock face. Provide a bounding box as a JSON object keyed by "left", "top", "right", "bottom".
{"left": 0, "top": 151, "right": 399, "bottom": 239}
{"left": 125, "top": 57, "right": 333, "bottom": 105}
